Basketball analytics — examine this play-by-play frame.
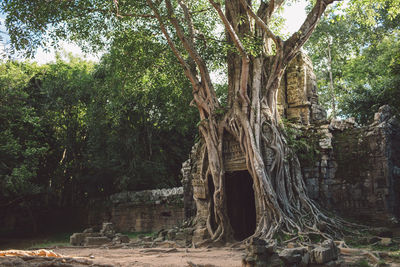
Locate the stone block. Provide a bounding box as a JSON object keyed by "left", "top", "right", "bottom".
{"left": 100, "top": 222, "right": 115, "bottom": 239}
{"left": 379, "top": 237, "right": 393, "bottom": 246}
{"left": 113, "top": 233, "right": 130, "bottom": 243}
{"left": 192, "top": 228, "right": 210, "bottom": 245}
{"left": 154, "top": 236, "right": 164, "bottom": 242}
{"left": 174, "top": 231, "right": 186, "bottom": 241}
{"left": 70, "top": 232, "right": 101, "bottom": 246}
{"left": 167, "top": 229, "right": 177, "bottom": 240}
{"left": 84, "top": 236, "right": 111, "bottom": 246}
{"left": 83, "top": 228, "right": 93, "bottom": 233}
{"left": 70, "top": 233, "right": 86, "bottom": 246}
{"left": 278, "top": 247, "right": 307, "bottom": 264}
{"left": 310, "top": 240, "right": 338, "bottom": 264}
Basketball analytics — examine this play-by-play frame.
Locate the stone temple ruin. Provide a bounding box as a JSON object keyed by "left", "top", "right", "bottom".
{"left": 84, "top": 52, "right": 399, "bottom": 247}
{"left": 182, "top": 52, "right": 400, "bottom": 243}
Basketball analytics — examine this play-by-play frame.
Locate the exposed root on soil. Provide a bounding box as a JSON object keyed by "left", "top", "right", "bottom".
{"left": 196, "top": 107, "right": 365, "bottom": 245}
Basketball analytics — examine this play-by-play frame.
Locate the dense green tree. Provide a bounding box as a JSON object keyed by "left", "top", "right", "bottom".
{"left": 84, "top": 29, "right": 198, "bottom": 193}
{"left": 0, "top": 51, "right": 197, "bottom": 207}
{"left": 339, "top": 33, "right": 400, "bottom": 123}
{"left": 305, "top": 0, "right": 400, "bottom": 122}
{"left": 0, "top": 61, "right": 46, "bottom": 200}
{"left": 0, "top": 58, "right": 95, "bottom": 209}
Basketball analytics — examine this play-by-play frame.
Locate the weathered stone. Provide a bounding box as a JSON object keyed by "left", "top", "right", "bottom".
{"left": 84, "top": 236, "right": 111, "bottom": 246}
{"left": 70, "top": 233, "right": 86, "bottom": 246}
{"left": 158, "top": 240, "right": 179, "bottom": 248}
{"left": 374, "top": 105, "right": 392, "bottom": 124}
{"left": 88, "top": 188, "right": 185, "bottom": 233}
{"left": 180, "top": 49, "right": 400, "bottom": 244}
{"left": 167, "top": 229, "right": 177, "bottom": 240}
{"left": 83, "top": 228, "right": 93, "bottom": 233}
{"left": 0, "top": 256, "right": 26, "bottom": 266}
{"left": 301, "top": 251, "right": 310, "bottom": 266}
{"left": 379, "top": 237, "right": 393, "bottom": 246}
{"left": 278, "top": 247, "right": 307, "bottom": 264}
{"left": 310, "top": 240, "right": 338, "bottom": 264}
{"left": 70, "top": 232, "right": 101, "bottom": 246}
{"left": 113, "top": 233, "right": 130, "bottom": 243}
{"left": 174, "top": 231, "right": 186, "bottom": 241}
{"left": 100, "top": 222, "right": 115, "bottom": 239}
{"left": 142, "top": 236, "right": 153, "bottom": 242}
{"left": 192, "top": 228, "right": 209, "bottom": 245}
{"left": 153, "top": 236, "right": 164, "bottom": 242}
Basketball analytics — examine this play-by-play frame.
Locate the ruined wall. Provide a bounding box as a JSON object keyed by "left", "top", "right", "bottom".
{"left": 302, "top": 106, "right": 400, "bottom": 224}
{"left": 88, "top": 187, "right": 185, "bottom": 233}
{"left": 0, "top": 206, "right": 88, "bottom": 237}
{"left": 182, "top": 52, "right": 400, "bottom": 233}
{"left": 278, "top": 52, "right": 327, "bottom": 124}
{"left": 277, "top": 53, "right": 399, "bottom": 224}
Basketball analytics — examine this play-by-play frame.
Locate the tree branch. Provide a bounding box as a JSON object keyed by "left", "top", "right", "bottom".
{"left": 209, "top": 0, "right": 248, "bottom": 59}
{"left": 176, "top": 0, "right": 197, "bottom": 75}
{"left": 145, "top": 0, "right": 201, "bottom": 95}
{"left": 165, "top": 0, "right": 218, "bottom": 109}
{"left": 208, "top": 0, "right": 250, "bottom": 106}
{"left": 113, "top": 0, "right": 156, "bottom": 18}
{"left": 178, "top": 0, "right": 195, "bottom": 43}
{"left": 283, "top": 0, "right": 338, "bottom": 64}
{"left": 239, "top": 0, "right": 281, "bottom": 49}
{"left": 267, "top": 0, "right": 286, "bottom": 19}
{"left": 256, "top": 0, "right": 286, "bottom": 23}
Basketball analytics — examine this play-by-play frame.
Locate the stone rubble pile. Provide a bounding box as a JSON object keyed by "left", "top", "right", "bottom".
{"left": 70, "top": 222, "right": 130, "bottom": 246}
{"left": 153, "top": 225, "right": 194, "bottom": 247}
{"left": 242, "top": 238, "right": 343, "bottom": 267}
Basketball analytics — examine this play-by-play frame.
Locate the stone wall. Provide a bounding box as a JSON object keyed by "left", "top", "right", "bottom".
{"left": 278, "top": 52, "right": 327, "bottom": 124}
{"left": 0, "top": 206, "right": 88, "bottom": 237}
{"left": 277, "top": 53, "right": 400, "bottom": 224}
{"left": 88, "top": 187, "right": 185, "bottom": 233}
{"left": 302, "top": 105, "right": 400, "bottom": 224}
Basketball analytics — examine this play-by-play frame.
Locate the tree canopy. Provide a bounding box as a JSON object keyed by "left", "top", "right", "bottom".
{"left": 305, "top": 0, "right": 400, "bottom": 123}
{"left": 0, "top": 51, "right": 197, "bottom": 213}
{"left": 1, "top": 0, "right": 399, "bottom": 241}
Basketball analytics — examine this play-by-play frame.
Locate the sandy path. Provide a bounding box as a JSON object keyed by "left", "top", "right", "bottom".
{"left": 54, "top": 247, "right": 244, "bottom": 267}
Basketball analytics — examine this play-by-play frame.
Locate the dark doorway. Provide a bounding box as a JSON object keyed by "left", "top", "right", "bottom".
{"left": 225, "top": 170, "right": 256, "bottom": 241}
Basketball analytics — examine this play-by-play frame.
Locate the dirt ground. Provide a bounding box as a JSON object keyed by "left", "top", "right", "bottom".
{"left": 1, "top": 245, "right": 400, "bottom": 266}
{"left": 54, "top": 246, "right": 244, "bottom": 267}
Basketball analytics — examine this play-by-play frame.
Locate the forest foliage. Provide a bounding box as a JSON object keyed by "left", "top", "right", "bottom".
{"left": 0, "top": 0, "right": 399, "bottom": 210}
{"left": 0, "top": 50, "right": 197, "bottom": 208}
{"left": 305, "top": 0, "right": 400, "bottom": 123}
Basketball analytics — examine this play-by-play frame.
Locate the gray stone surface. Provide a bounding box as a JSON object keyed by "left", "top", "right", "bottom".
{"left": 192, "top": 228, "right": 210, "bottom": 245}
{"left": 84, "top": 236, "right": 111, "bottom": 246}
{"left": 113, "top": 233, "right": 130, "bottom": 243}
{"left": 70, "top": 232, "right": 101, "bottom": 246}
{"left": 310, "top": 240, "right": 339, "bottom": 264}
{"left": 100, "top": 222, "right": 115, "bottom": 239}
{"left": 109, "top": 187, "right": 183, "bottom": 205}
{"left": 278, "top": 247, "right": 307, "bottom": 264}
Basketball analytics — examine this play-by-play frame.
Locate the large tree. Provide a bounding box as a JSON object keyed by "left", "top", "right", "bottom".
{"left": 2, "top": 0, "right": 387, "bottom": 242}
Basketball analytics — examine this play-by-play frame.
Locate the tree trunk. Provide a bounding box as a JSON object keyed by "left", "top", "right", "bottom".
{"left": 327, "top": 42, "right": 336, "bottom": 118}
{"left": 148, "top": 0, "right": 341, "bottom": 243}
{"left": 197, "top": 57, "right": 337, "bottom": 242}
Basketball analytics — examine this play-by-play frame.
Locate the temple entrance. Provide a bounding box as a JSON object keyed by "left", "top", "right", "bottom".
{"left": 225, "top": 170, "right": 256, "bottom": 241}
